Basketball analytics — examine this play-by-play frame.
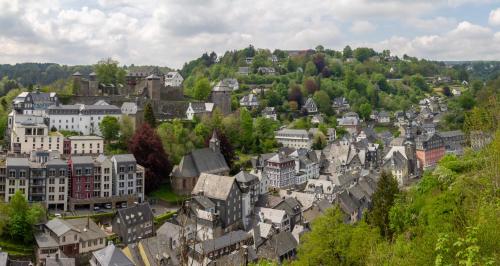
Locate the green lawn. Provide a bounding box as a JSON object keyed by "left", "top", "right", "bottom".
{"left": 148, "top": 184, "right": 186, "bottom": 203}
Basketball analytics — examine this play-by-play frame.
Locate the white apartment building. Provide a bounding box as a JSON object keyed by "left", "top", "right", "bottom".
{"left": 95, "top": 155, "right": 113, "bottom": 198}
{"left": 111, "top": 154, "right": 145, "bottom": 202}
{"left": 264, "top": 153, "right": 296, "bottom": 188}
{"left": 164, "top": 71, "right": 184, "bottom": 87}
{"left": 275, "top": 129, "right": 313, "bottom": 149}
{"left": 47, "top": 103, "right": 121, "bottom": 136}
{"left": 67, "top": 136, "right": 104, "bottom": 155}
{"left": 10, "top": 120, "right": 64, "bottom": 154}
{"left": 46, "top": 158, "right": 69, "bottom": 211}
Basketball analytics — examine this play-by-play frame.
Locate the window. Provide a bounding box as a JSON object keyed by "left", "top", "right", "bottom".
{"left": 19, "top": 171, "right": 26, "bottom": 178}
{"left": 49, "top": 187, "right": 54, "bottom": 192}
{"left": 49, "top": 195, "right": 54, "bottom": 201}
{"left": 59, "top": 169, "right": 66, "bottom": 177}
{"left": 76, "top": 169, "right": 82, "bottom": 175}
{"left": 59, "top": 195, "right": 64, "bottom": 200}
{"left": 104, "top": 168, "right": 109, "bottom": 174}
{"left": 9, "top": 171, "right": 15, "bottom": 178}
{"left": 59, "top": 187, "right": 65, "bottom": 192}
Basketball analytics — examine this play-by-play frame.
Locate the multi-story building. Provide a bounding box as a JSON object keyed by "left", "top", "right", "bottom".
{"left": 69, "top": 156, "right": 95, "bottom": 200}
{"left": 192, "top": 173, "right": 243, "bottom": 230}
{"left": 235, "top": 171, "right": 260, "bottom": 228}
{"left": 10, "top": 119, "right": 64, "bottom": 154}
{"left": 416, "top": 133, "right": 445, "bottom": 170}
{"left": 264, "top": 153, "right": 296, "bottom": 188}
{"left": 111, "top": 203, "right": 154, "bottom": 244}
{"left": 94, "top": 155, "right": 112, "bottom": 198}
{"left": 111, "top": 154, "right": 145, "bottom": 202}
{"left": 47, "top": 102, "right": 121, "bottom": 136}
{"left": 46, "top": 157, "right": 69, "bottom": 211}
{"left": 64, "top": 136, "right": 104, "bottom": 155}
{"left": 35, "top": 218, "right": 107, "bottom": 265}
{"left": 12, "top": 90, "right": 59, "bottom": 116}
{"left": 4, "top": 158, "right": 30, "bottom": 202}
{"left": 275, "top": 129, "right": 313, "bottom": 149}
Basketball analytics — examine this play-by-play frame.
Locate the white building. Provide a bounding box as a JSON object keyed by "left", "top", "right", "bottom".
{"left": 186, "top": 102, "right": 214, "bottom": 120}
{"left": 10, "top": 120, "right": 64, "bottom": 154}
{"left": 67, "top": 136, "right": 104, "bottom": 155}
{"left": 275, "top": 129, "right": 313, "bottom": 149}
{"left": 239, "top": 93, "right": 259, "bottom": 108}
{"left": 111, "top": 154, "right": 145, "bottom": 203}
{"left": 164, "top": 71, "right": 184, "bottom": 87}
{"left": 47, "top": 102, "right": 121, "bottom": 136}
{"left": 95, "top": 155, "right": 113, "bottom": 198}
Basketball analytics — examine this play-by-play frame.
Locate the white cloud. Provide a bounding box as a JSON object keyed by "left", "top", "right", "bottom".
{"left": 350, "top": 21, "right": 376, "bottom": 34}
{"left": 0, "top": 0, "right": 499, "bottom": 67}
{"left": 489, "top": 8, "right": 500, "bottom": 26}
{"left": 370, "top": 21, "right": 500, "bottom": 60}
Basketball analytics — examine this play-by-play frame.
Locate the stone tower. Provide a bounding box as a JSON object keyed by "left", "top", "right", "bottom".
{"left": 209, "top": 130, "right": 220, "bottom": 153}
{"left": 210, "top": 81, "right": 232, "bottom": 115}
{"left": 88, "top": 72, "right": 98, "bottom": 96}
{"left": 146, "top": 74, "right": 161, "bottom": 100}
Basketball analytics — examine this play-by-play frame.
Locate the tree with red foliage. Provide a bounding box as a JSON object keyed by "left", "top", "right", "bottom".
{"left": 304, "top": 78, "right": 318, "bottom": 95}
{"left": 313, "top": 53, "right": 326, "bottom": 72}
{"left": 288, "top": 85, "right": 303, "bottom": 109}
{"left": 128, "top": 123, "right": 172, "bottom": 194}
{"left": 204, "top": 129, "right": 235, "bottom": 169}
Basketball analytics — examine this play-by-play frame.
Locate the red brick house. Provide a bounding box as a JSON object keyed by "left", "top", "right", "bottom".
{"left": 415, "top": 133, "right": 445, "bottom": 170}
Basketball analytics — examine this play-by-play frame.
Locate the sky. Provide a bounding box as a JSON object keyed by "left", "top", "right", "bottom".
{"left": 1, "top": 0, "right": 500, "bottom": 68}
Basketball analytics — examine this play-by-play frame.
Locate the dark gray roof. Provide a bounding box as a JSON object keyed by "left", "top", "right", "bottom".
{"left": 192, "top": 173, "right": 235, "bottom": 200}
{"left": 195, "top": 230, "right": 250, "bottom": 254}
{"left": 92, "top": 244, "right": 135, "bottom": 266}
{"left": 70, "top": 156, "right": 94, "bottom": 164}
{"left": 173, "top": 148, "right": 229, "bottom": 178}
{"left": 116, "top": 203, "right": 154, "bottom": 227}
{"left": 234, "top": 171, "right": 258, "bottom": 183}
{"left": 272, "top": 231, "right": 298, "bottom": 256}
{"left": 192, "top": 195, "right": 216, "bottom": 209}
{"left": 46, "top": 158, "right": 67, "bottom": 166}
{"left": 111, "top": 154, "right": 136, "bottom": 163}
{"left": 45, "top": 257, "right": 75, "bottom": 266}
{"left": 337, "top": 190, "right": 360, "bottom": 214}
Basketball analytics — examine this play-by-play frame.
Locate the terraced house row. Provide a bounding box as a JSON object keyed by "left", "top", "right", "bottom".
{"left": 0, "top": 151, "right": 145, "bottom": 211}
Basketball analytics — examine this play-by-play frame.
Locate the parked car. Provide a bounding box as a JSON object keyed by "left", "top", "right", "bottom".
{"left": 93, "top": 206, "right": 100, "bottom": 211}
{"left": 105, "top": 203, "right": 112, "bottom": 209}
{"left": 54, "top": 213, "right": 62, "bottom": 218}
{"left": 121, "top": 203, "right": 127, "bottom": 208}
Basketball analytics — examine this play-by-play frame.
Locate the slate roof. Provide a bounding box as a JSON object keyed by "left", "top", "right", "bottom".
{"left": 173, "top": 148, "right": 229, "bottom": 178}
{"left": 271, "top": 231, "right": 298, "bottom": 256}
{"left": 45, "top": 257, "right": 75, "bottom": 266}
{"left": 194, "top": 230, "right": 250, "bottom": 254}
{"left": 234, "top": 171, "right": 259, "bottom": 183}
{"left": 92, "top": 244, "right": 135, "bottom": 266}
{"left": 256, "top": 207, "right": 287, "bottom": 224}
{"left": 240, "top": 93, "right": 259, "bottom": 106}
{"left": 111, "top": 154, "right": 136, "bottom": 163}
{"left": 192, "top": 195, "right": 216, "bottom": 209}
{"left": 115, "top": 203, "right": 154, "bottom": 227}
{"left": 192, "top": 173, "right": 235, "bottom": 200}
{"left": 337, "top": 191, "right": 360, "bottom": 215}
{"left": 46, "top": 218, "right": 75, "bottom": 236}
{"left": 70, "top": 156, "right": 94, "bottom": 164}
{"left": 304, "top": 97, "right": 317, "bottom": 110}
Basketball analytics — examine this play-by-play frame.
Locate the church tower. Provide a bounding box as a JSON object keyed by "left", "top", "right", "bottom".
{"left": 209, "top": 130, "right": 220, "bottom": 153}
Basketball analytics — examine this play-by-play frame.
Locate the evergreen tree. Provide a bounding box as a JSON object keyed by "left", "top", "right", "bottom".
{"left": 143, "top": 102, "right": 156, "bottom": 128}
{"left": 368, "top": 171, "right": 400, "bottom": 239}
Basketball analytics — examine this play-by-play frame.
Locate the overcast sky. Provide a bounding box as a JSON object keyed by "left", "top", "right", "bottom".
{"left": 1, "top": 0, "right": 500, "bottom": 68}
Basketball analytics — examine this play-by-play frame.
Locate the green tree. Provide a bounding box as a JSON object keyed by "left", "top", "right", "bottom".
{"left": 358, "top": 103, "right": 372, "bottom": 120}
{"left": 368, "top": 171, "right": 400, "bottom": 239}
{"left": 143, "top": 102, "right": 156, "bottom": 128}
{"left": 410, "top": 74, "right": 429, "bottom": 92}
{"left": 313, "top": 90, "right": 331, "bottom": 114}
{"left": 353, "top": 47, "right": 376, "bottom": 62}
{"left": 3, "top": 191, "right": 45, "bottom": 243}
{"left": 193, "top": 77, "right": 211, "bottom": 100}
{"left": 240, "top": 107, "right": 254, "bottom": 150}
{"left": 343, "top": 45, "right": 353, "bottom": 59}
{"left": 95, "top": 58, "right": 126, "bottom": 85}
{"left": 304, "top": 61, "right": 317, "bottom": 77}
{"left": 312, "top": 132, "right": 327, "bottom": 149}
{"left": 294, "top": 208, "right": 381, "bottom": 265}
{"left": 120, "top": 115, "right": 135, "bottom": 145}
{"left": 99, "top": 116, "right": 120, "bottom": 143}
